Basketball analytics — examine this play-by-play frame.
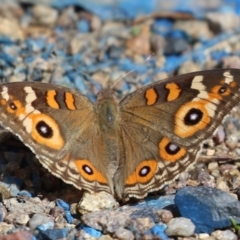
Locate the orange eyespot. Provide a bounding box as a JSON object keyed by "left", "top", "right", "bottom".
{"left": 159, "top": 137, "right": 186, "bottom": 162}
{"left": 174, "top": 101, "right": 210, "bottom": 138}
{"left": 29, "top": 113, "right": 64, "bottom": 149}
{"left": 74, "top": 159, "right": 107, "bottom": 183}
{"left": 125, "top": 160, "right": 157, "bottom": 185}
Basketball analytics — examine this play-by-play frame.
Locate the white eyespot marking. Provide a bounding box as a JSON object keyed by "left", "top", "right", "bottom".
{"left": 140, "top": 167, "right": 148, "bottom": 176}
{"left": 223, "top": 71, "right": 234, "bottom": 84}
{"left": 1, "top": 86, "right": 9, "bottom": 101}
{"left": 191, "top": 75, "right": 204, "bottom": 91}
{"left": 23, "top": 117, "right": 32, "bottom": 133}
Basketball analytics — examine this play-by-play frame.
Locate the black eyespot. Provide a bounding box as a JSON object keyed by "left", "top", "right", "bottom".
{"left": 139, "top": 166, "right": 151, "bottom": 177}
{"left": 218, "top": 86, "right": 227, "bottom": 94}
{"left": 165, "top": 142, "right": 180, "bottom": 155}
{"left": 9, "top": 102, "right": 17, "bottom": 110}
{"left": 36, "top": 121, "right": 53, "bottom": 138}
{"left": 184, "top": 108, "right": 203, "bottom": 125}
{"left": 82, "top": 165, "right": 93, "bottom": 175}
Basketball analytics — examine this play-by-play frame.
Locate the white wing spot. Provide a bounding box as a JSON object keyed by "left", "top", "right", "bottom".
{"left": 191, "top": 75, "right": 210, "bottom": 102}
{"left": 24, "top": 86, "right": 40, "bottom": 114}
{"left": 205, "top": 102, "right": 217, "bottom": 117}
{"left": 191, "top": 75, "right": 204, "bottom": 91}
{"left": 223, "top": 71, "right": 233, "bottom": 84}
{"left": 1, "top": 86, "right": 9, "bottom": 101}
{"left": 23, "top": 117, "right": 32, "bottom": 133}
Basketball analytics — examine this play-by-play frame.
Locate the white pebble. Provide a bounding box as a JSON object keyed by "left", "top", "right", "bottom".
{"left": 165, "top": 217, "right": 195, "bottom": 237}
{"left": 115, "top": 227, "right": 134, "bottom": 240}
{"left": 211, "top": 229, "right": 237, "bottom": 240}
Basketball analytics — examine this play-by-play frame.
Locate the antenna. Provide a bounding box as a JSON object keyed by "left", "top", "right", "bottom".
{"left": 111, "top": 54, "right": 154, "bottom": 89}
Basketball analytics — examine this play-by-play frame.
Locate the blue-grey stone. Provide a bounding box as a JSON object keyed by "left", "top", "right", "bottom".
{"left": 175, "top": 186, "right": 240, "bottom": 233}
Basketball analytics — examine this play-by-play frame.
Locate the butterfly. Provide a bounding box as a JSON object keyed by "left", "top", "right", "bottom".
{"left": 0, "top": 69, "right": 239, "bottom": 200}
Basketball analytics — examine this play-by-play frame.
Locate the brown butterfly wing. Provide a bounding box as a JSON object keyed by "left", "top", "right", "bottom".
{"left": 115, "top": 69, "right": 240, "bottom": 199}
{"left": 0, "top": 82, "right": 113, "bottom": 194}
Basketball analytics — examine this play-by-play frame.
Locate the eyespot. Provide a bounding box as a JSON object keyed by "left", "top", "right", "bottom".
{"left": 165, "top": 142, "right": 181, "bottom": 155}
{"left": 139, "top": 166, "right": 151, "bottom": 177}
{"left": 9, "top": 102, "right": 17, "bottom": 110}
{"left": 36, "top": 120, "right": 53, "bottom": 138}
{"left": 174, "top": 102, "right": 210, "bottom": 138}
{"left": 159, "top": 137, "right": 186, "bottom": 162}
{"left": 125, "top": 160, "right": 157, "bottom": 185}
{"left": 210, "top": 85, "right": 231, "bottom": 99}
{"left": 218, "top": 86, "right": 227, "bottom": 94}
{"left": 28, "top": 113, "right": 64, "bottom": 150}
{"left": 184, "top": 108, "right": 203, "bottom": 126}
{"left": 74, "top": 159, "right": 107, "bottom": 184}
{"left": 82, "top": 164, "right": 93, "bottom": 175}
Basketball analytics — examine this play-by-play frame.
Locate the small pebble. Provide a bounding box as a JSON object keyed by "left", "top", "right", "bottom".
{"left": 211, "top": 169, "right": 221, "bottom": 178}
{"left": 234, "top": 148, "right": 240, "bottom": 157}
{"left": 129, "top": 217, "right": 155, "bottom": 234}
{"left": 214, "top": 126, "right": 225, "bottom": 144}
{"left": 147, "top": 224, "right": 168, "bottom": 240}
{"left": 36, "top": 228, "right": 69, "bottom": 240}
{"left": 216, "top": 179, "right": 230, "bottom": 192}
{"left": 0, "top": 17, "right": 24, "bottom": 41}
{"left": 206, "top": 149, "right": 216, "bottom": 156}
{"left": 28, "top": 213, "right": 54, "bottom": 231}
{"left": 4, "top": 212, "right": 29, "bottom": 225}
{"left": 50, "top": 206, "right": 64, "bottom": 218}
{"left": 165, "top": 217, "right": 195, "bottom": 237}
{"left": 211, "top": 229, "right": 238, "bottom": 240}
{"left": 78, "top": 192, "right": 118, "bottom": 214}
{"left": 197, "top": 233, "right": 211, "bottom": 239}
{"left": 229, "top": 169, "right": 240, "bottom": 177}
{"left": 178, "top": 61, "right": 202, "bottom": 75}
{"left": 90, "top": 15, "right": 102, "bottom": 31}
{"left": 206, "top": 12, "right": 240, "bottom": 31}
{"left": 222, "top": 56, "right": 240, "bottom": 69}
{"left": 32, "top": 4, "right": 58, "bottom": 27}
{"left": 82, "top": 211, "right": 130, "bottom": 233}
{"left": 70, "top": 203, "right": 78, "bottom": 215}
{"left": 0, "top": 231, "right": 35, "bottom": 240}
{"left": 174, "top": 20, "right": 213, "bottom": 40}
{"left": 126, "top": 25, "right": 151, "bottom": 55}
{"left": 208, "top": 162, "right": 219, "bottom": 172}
{"left": 99, "top": 235, "right": 113, "bottom": 240}
{"left": 157, "top": 210, "right": 173, "bottom": 223}
{"left": 115, "top": 227, "right": 134, "bottom": 240}
{"left": 0, "top": 222, "right": 15, "bottom": 235}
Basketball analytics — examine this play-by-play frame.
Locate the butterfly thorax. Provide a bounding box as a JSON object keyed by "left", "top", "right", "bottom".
{"left": 96, "top": 88, "right": 120, "bottom": 135}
